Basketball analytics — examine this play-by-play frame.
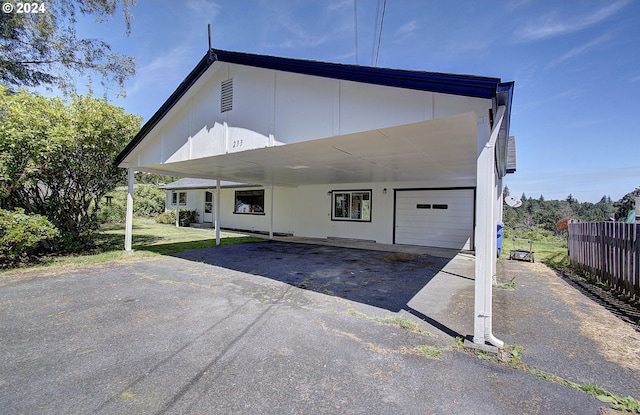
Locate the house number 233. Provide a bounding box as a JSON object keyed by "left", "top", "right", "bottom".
{"left": 232, "top": 139, "right": 243, "bottom": 148}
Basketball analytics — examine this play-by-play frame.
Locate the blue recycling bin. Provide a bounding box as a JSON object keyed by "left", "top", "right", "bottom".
{"left": 497, "top": 221, "right": 504, "bottom": 258}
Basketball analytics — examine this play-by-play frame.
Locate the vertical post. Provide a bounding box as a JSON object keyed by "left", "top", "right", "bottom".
{"left": 175, "top": 199, "right": 179, "bottom": 228}
{"left": 124, "top": 168, "right": 134, "bottom": 251}
{"left": 269, "top": 185, "right": 274, "bottom": 240}
{"left": 215, "top": 179, "right": 221, "bottom": 246}
{"left": 473, "top": 106, "right": 505, "bottom": 349}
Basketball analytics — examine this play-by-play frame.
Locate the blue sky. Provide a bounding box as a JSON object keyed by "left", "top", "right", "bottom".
{"left": 77, "top": 0, "right": 639, "bottom": 203}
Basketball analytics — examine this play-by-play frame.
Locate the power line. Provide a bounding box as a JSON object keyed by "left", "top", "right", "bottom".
{"left": 354, "top": 0, "right": 358, "bottom": 64}
{"left": 371, "top": 0, "right": 381, "bottom": 65}
{"left": 375, "top": 0, "right": 387, "bottom": 67}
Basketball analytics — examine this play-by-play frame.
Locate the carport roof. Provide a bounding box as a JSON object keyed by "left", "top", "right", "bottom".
{"left": 115, "top": 48, "right": 513, "bottom": 167}
{"left": 161, "top": 178, "right": 256, "bottom": 190}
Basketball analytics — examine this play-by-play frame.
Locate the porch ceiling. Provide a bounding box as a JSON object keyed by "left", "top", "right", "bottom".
{"left": 140, "top": 112, "right": 479, "bottom": 186}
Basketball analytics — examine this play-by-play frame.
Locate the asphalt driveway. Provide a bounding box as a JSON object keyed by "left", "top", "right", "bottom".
{"left": 1, "top": 240, "right": 638, "bottom": 414}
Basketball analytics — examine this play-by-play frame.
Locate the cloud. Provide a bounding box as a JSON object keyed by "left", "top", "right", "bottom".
{"left": 127, "top": 45, "right": 199, "bottom": 97}
{"left": 396, "top": 20, "right": 419, "bottom": 37}
{"left": 515, "top": 0, "right": 629, "bottom": 42}
{"left": 186, "top": 0, "right": 221, "bottom": 21}
{"left": 545, "top": 32, "right": 613, "bottom": 69}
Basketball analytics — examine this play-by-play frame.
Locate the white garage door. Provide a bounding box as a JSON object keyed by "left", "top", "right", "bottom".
{"left": 395, "top": 189, "right": 474, "bottom": 250}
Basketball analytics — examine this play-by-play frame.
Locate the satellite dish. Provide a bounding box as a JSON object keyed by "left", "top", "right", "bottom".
{"left": 505, "top": 195, "right": 523, "bottom": 208}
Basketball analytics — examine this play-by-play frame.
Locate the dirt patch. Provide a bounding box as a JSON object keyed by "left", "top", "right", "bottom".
{"left": 522, "top": 262, "right": 640, "bottom": 374}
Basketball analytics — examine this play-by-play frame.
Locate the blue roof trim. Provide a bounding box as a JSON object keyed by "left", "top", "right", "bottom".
{"left": 213, "top": 49, "right": 501, "bottom": 99}
{"left": 115, "top": 49, "right": 509, "bottom": 166}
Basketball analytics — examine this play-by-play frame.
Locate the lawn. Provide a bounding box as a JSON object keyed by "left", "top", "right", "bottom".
{"left": 500, "top": 235, "right": 569, "bottom": 269}
{"left": 1, "top": 219, "right": 265, "bottom": 273}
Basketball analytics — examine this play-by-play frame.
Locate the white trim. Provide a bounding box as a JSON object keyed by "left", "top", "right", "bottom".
{"left": 124, "top": 168, "right": 134, "bottom": 251}
{"left": 473, "top": 105, "right": 505, "bottom": 348}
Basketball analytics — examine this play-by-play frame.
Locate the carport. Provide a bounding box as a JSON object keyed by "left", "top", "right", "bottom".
{"left": 115, "top": 48, "right": 515, "bottom": 348}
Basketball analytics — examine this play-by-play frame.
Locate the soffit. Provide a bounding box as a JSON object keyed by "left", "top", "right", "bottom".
{"left": 139, "top": 113, "right": 478, "bottom": 186}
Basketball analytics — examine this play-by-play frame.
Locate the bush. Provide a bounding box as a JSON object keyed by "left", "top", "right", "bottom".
{"left": 155, "top": 210, "right": 198, "bottom": 226}
{"left": 0, "top": 208, "right": 59, "bottom": 266}
{"left": 97, "top": 185, "right": 167, "bottom": 223}
{"left": 155, "top": 211, "right": 176, "bottom": 224}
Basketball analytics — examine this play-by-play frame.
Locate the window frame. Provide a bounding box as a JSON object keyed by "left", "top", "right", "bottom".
{"left": 171, "top": 191, "right": 187, "bottom": 206}
{"left": 331, "top": 189, "right": 372, "bottom": 222}
{"left": 234, "top": 189, "right": 265, "bottom": 215}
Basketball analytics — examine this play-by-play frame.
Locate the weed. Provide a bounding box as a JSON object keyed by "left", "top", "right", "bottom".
{"left": 346, "top": 307, "right": 430, "bottom": 335}
{"left": 417, "top": 345, "right": 442, "bottom": 359}
{"left": 495, "top": 277, "right": 517, "bottom": 290}
{"left": 476, "top": 350, "right": 493, "bottom": 360}
{"left": 380, "top": 252, "right": 417, "bottom": 263}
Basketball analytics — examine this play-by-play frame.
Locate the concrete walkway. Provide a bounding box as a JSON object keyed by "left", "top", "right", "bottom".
{"left": 1, "top": 240, "right": 639, "bottom": 414}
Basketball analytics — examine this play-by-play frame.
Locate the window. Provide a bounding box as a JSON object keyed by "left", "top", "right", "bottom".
{"left": 332, "top": 190, "right": 371, "bottom": 221}
{"left": 234, "top": 189, "right": 264, "bottom": 214}
{"left": 171, "top": 192, "right": 187, "bottom": 206}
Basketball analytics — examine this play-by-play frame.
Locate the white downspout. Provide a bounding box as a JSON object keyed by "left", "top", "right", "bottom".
{"left": 124, "top": 168, "right": 134, "bottom": 251}
{"left": 474, "top": 105, "right": 505, "bottom": 349}
{"left": 215, "top": 179, "right": 221, "bottom": 246}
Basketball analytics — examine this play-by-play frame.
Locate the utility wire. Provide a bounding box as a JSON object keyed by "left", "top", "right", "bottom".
{"left": 374, "top": 0, "right": 387, "bottom": 67}
{"left": 354, "top": 0, "right": 358, "bottom": 64}
{"left": 371, "top": 0, "right": 381, "bottom": 65}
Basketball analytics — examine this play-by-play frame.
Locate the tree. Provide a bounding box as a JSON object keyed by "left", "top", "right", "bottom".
{"left": 0, "top": 0, "right": 135, "bottom": 95}
{"left": 614, "top": 187, "right": 640, "bottom": 221}
{"left": 0, "top": 86, "right": 141, "bottom": 249}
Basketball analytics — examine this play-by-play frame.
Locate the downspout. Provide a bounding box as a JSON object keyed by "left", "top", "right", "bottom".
{"left": 473, "top": 105, "right": 505, "bottom": 349}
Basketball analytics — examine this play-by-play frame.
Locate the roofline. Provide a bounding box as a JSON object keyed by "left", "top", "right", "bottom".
{"left": 115, "top": 48, "right": 509, "bottom": 166}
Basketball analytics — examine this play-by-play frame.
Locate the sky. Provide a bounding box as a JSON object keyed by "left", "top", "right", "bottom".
{"left": 72, "top": 0, "right": 639, "bottom": 203}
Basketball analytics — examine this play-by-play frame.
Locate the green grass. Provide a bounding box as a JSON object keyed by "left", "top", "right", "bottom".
{"left": 500, "top": 237, "right": 569, "bottom": 268}
{"left": 1, "top": 218, "right": 264, "bottom": 273}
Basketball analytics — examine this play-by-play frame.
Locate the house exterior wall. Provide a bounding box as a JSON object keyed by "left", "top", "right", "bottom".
{"left": 166, "top": 177, "right": 476, "bottom": 247}
{"left": 132, "top": 62, "right": 492, "bottom": 169}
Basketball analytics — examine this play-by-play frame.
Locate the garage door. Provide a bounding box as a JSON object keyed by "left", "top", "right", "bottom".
{"left": 394, "top": 189, "right": 474, "bottom": 250}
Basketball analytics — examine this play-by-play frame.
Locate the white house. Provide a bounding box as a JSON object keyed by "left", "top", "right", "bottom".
{"left": 115, "top": 48, "right": 515, "bottom": 348}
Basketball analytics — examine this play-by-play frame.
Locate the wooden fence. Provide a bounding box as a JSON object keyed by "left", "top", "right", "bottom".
{"left": 568, "top": 222, "right": 640, "bottom": 300}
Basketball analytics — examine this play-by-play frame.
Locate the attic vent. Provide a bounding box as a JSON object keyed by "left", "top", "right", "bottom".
{"left": 221, "top": 78, "right": 233, "bottom": 112}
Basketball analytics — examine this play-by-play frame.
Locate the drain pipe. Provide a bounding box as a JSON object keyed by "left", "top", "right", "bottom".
{"left": 473, "top": 105, "right": 505, "bottom": 349}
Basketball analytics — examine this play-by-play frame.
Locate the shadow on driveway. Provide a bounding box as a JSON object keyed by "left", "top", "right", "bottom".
{"left": 172, "top": 240, "right": 456, "bottom": 314}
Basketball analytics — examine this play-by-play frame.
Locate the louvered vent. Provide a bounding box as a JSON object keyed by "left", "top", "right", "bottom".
{"left": 221, "top": 78, "right": 233, "bottom": 112}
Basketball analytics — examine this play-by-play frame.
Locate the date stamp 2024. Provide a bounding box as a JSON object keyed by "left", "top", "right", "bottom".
{"left": 3, "top": 2, "right": 47, "bottom": 14}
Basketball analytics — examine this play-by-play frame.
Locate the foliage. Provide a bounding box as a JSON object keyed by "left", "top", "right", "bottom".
{"left": 153, "top": 209, "right": 198, "bottom": 227}
{"left": 0, "top": 0, "right": 135, "bottom": 96}
{"left": 178, "top": 209, "right": 199, "bottom": 227}
{"left": 132, "top": 172, "right": 180, "bottom": 186}
{"left": 97, "top": 186, "right": 166, "bottom": 223}
{"left": 614, "top": 187, "right": 640, "bottom": 221}
{"left": 503, "top": 190, "right": 616, "bottom": 235}
{"left": 155, "top": 210, "right": 176, "bottom": 225}
{"left": 0, "top": 86, "right": 142, "bottom": 250}
{"left": 0, "top": 208, "right": 59, "bottom": 266}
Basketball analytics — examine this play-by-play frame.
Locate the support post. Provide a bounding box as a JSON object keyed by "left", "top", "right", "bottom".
{"left": 215, "top": 179, "right": 221, "bottom": 246}
{"left": 269, "top": 185, "right": 274, "bottom": 240}
{"left": 473, "top": 106, "right": 505, "bottom": 349}
{"left": 124, "top": 168, "right": 134, "bottom": 251}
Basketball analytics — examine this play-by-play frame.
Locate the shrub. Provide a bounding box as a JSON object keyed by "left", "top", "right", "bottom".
{"left": 97, "top": 185, "right": 167, "bottom": 223}
{"left": 0, "top": 208, "right": 59, "bottom": 266}
{"left": 155, "top": 210, "right": 198, "bottom": 226}
{"left": 179, "top": 209, "right": 198, "bottom": 227}
{"left": 155, "top": 211, "right": 176, "bottom": 224}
